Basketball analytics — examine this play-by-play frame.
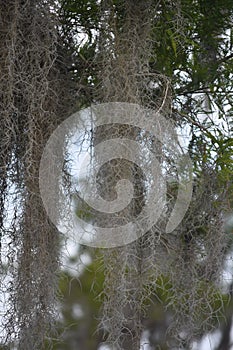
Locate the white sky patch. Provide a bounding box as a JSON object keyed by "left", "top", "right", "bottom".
{"left": 192, "top": 331, "right": 221, "bottom": 350}
{"left": 72, "top": 303, "right": 84, "bottom": 319}
{"left": 98, "top": 345, "right": 111, "bottom": 350}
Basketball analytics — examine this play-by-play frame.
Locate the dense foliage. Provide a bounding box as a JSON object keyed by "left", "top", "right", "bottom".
{"left": 0, "top": 0, "right": 233, "bottom": 349}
